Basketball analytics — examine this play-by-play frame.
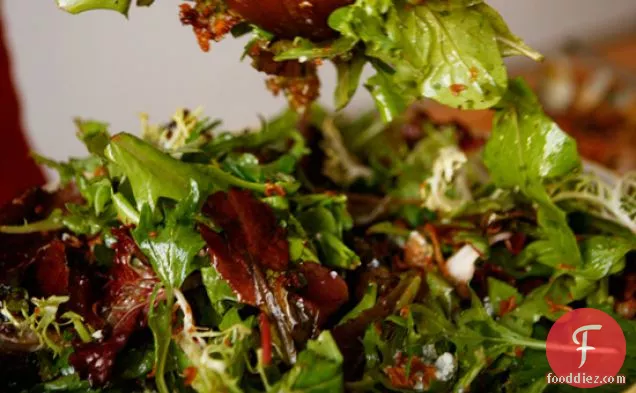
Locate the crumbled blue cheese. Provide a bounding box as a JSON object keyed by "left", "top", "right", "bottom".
{"left": 447, "top": 244, "right": 480, "bottom": 283}
{"left": 434, "top": 352, "right": 456, "bottom": 382}
{"left": 483, "top": 296, "right": 494, "bottom": 317}
{"left": 421, "top": 344, "right": 438, "bottom": 362}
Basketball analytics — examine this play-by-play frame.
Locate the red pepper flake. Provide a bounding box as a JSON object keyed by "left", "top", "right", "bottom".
{"left": 498, "top": 296, "right": 517, "bottom": 316}
{"left": 469, "top": 66, "right": 479, "bottom": 82}
{"left": 93, "top": 166, "right": 107, "bottom": 178}
{"left": 384, "top": 355, "right": 436, "bottom": 389}
{"left": 450, "top": 84, "right": 467, "bottom": 96}
{"left": 399, "top": 306, "right": 410, "bottom": 318}
{"left": 259, "top": 312, "right": 272, "bottom": 366}
{"left": 147, "top": 366, "right": 156, "bottom": 378}
{"left": 148, "top": 231, "right": 158, "bottom": 239}
{"left": 264, "top": 183, "right": 286, "bottom": 197}
{"left": 182, "top": 366, "right": 198, "bottom": 386}
{"left": 556, "top": 263, "right": 575, "bottom": 271}
{"left": 545, "top": 297, "right": 572, "bottom": 314}
{"left": 514, "top": 347, "right": 525, "bottom": 358}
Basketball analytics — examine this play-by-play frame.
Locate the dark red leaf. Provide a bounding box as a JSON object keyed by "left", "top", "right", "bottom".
{"left": 225, "top": 0, "right": 352, "bottom": 40}
{"left": 203, "top": 189, "right": 289, "bottom": 271}
{"left": 199, "top": 225, "right": 257, "bottom": 305}
{"left": 201, "top": 189, "right": 298, "bottom": 361}
{"left": 32, "top": 239, "right": 70, "bottom": 297}
{"left": 294, "top": 262, "right": 349, "bottom": 326}
{"left": 199, "top": 189, "right": 291, "bottom": 305}
{"left": 71, "top": 227, "right": 157, "bottom": 385}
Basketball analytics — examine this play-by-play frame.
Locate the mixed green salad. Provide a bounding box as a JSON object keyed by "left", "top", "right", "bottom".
{"left": 2, "top": 84, "right": 635, "bottom": 392}
{"left": 0, "top": 0, "right": 634, "bottom": 392}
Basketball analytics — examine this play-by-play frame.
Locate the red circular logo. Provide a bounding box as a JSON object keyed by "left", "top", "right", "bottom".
{"left": 546, "top": 308, "right": 626, "bottom": 388}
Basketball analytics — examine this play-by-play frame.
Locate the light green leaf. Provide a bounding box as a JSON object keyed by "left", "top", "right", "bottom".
{"left": 475, "top": 4, "right": 543, "bottom": 61}
{"left": 339, "top": 283, "right": 377, "bottom": 325}
{"left": 365, "top": 68, "right": 407, "bottom": 123}
{"left": 148, "top": 292, "right": 173, "bottom": 393}
{"left": 271, "top": 331, "right": 344, "bottom": 393}
{"left": 575, "top": 236, "right": 636, "bottom": 280}
{"left": 484, "top": 78, "right": 581, "bottom": 268}
{"left": 56, "top": 0, "right": 131, "bottom": 15}
{"left": 201, "top": 266, "right": 238, "bottom": 318}
{"left": 132, "top": 182, "right": 205, "bottom": 288}
{"left": 334, "top": 55, "right": 366, "bottom": 110}
{"left": 274, "top": 36, "right": 357, "bottom": 61}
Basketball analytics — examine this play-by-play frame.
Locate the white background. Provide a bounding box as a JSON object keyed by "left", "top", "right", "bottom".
{"left": 4, "top": 1, "right": 636, "bottom": 161}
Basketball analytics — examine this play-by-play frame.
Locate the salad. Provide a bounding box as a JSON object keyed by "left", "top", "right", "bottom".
{"left": 0, "top": 0, "right": 634, "bottom": 392}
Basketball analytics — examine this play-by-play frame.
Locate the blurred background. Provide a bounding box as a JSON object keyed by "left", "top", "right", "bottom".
{"left": 2, "top": 0, "right": 636, "bottom": 203}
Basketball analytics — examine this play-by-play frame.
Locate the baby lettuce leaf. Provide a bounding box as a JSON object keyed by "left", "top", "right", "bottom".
{"left": 325, "top": 0, "right": 539, "bottom": 119}
{"left": 106, "top": 133, "right": 216, "bottom": 210}
{"left": 133, "top": 181, "right": 205, "bottom": 289}
{"left": 575, "top": 236, "right": 636, "bottom": 280}
{"left": 334, "top": 55, "right": 366, "bottom": 110}
{"left": 476, "top": 4, "right": 543, "bottom": 61}
{"left": 270, "top": 331, "right": 344, "bottom": 393}
{"left": 294, "top": 194, "right": 360, "bottom": 269}
{"left": 105, "top": 133, "right": 297, "bottom": 211}
{"left": 339, "top": 283, "right": 377, "bottom": 325}
{"left": 201, "top": 266, "right": 239, "bottom": 318}
{"left": 484, "top": 78, "right": 582, "bottom": 268}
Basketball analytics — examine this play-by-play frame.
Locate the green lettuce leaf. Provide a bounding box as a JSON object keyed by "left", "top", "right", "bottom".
{"left": 334, "top": 55, "right": 366, "bottom": 110}
{"left": 105, "top": 133, "right": 297, "bottom": 211}
{"left": 325, "top": 0, "right": 539, "bottom": 119}
{"left": 132, "top": 181, "right": 205, "bottom": 289}
{"left": 201, "top": 266, "right": 239, "bottom": 319}
{"left": 484, "top": 78, "right": 582, "bottom": 268}
{"left": 270, "top": 331, "right": 344, "bottom": 393}
{"left": 56, "top": 0, "right": 131, "bottom": 15}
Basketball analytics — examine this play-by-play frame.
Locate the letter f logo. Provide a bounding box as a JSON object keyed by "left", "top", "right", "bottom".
{"left": 572, "top": 324, "right": 602, "bottom": 368}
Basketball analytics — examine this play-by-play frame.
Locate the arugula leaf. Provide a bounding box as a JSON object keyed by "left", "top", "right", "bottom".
{"left": 334, "top": 55, "right": 366, "bottom": 110}
{"left": 133, "top": 181, "right": 205, "bottom": 289}
{"left": 294, "top": 194, "right": 360, "bottom": 269}
{"left": 339, "top": 283, "right": 377, "bottom": 325}
{"left": 106, "top": 133, "right": 214, "bottom": 211}
{"left": 56, "top": 0, "right": 131, "bottom": 15}
{"left": 105, "top": 133, "right": 297, "bottom": 211}
{"left": 487, "top": 277, "right": 522, "bottom": 317}
{"left": 270, "top": 331, "right": 344, "bottom": 393}
{"left": 75, "top": 118, "right": 110, "bottom": 157}
{"left": 484, "top": 78, "right": 582, "bottom": 268}
{"left": 204, "top": 109, "right": 300, "bottom": 158}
